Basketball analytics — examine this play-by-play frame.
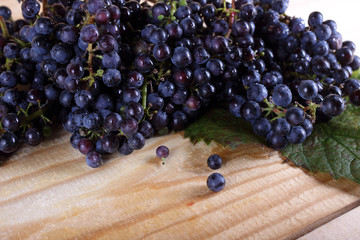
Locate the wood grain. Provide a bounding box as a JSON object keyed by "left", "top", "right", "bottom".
{"left": 1, "top": 0, "right": 360, "bottom": 239}
{"left": 299, "top": 205, "right": 360, "bottom": 240}
{"left": 1, "top": 129, "right": 360, "bottom": 240}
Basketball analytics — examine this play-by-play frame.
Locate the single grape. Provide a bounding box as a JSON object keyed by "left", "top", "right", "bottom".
{"left": 285, "top": 107, "right": 305, "bottom": 126}
{"left": 207, "top": 154, "right": 222, "bottom": 170}
{"left": 298, "top": 80, "right": 318, "bottom": 100}
{"left": 252, "top": 117, "right": 272, "bottom": 136}
{"left": 321, "top": 94, "right": 345, "bottom": 116}
{"left": 207, "top": 173, "right": 226, "bottom": 192}
{"left": 86, "top": 151, "right": 103, "bottom": 168}
{"left": 286, "top": 126, "right": 307, "bottom": 144}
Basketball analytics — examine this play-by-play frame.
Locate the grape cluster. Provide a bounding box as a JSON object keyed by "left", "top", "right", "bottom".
{"left": 0, "top": 0, "right": 359, "bottom": 167}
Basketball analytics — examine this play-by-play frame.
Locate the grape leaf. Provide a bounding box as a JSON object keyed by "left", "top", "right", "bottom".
{"left": 184, "top": 105, "right": 360, "bottom": 184}
{"left": 184, "top": 108, "right": 265, "bottom": 149}
{"left": 281, "top": 104, "right": 360, "bottom": 183}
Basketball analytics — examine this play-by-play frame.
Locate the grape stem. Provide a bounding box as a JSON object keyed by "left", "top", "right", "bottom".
{"left": 42, "top": 0, "right": 48, "bottom": 17}
{"left": 162, "top": 157, "right": 166, "bottom": 165}
{"left": 142, "top": 80, "right": 148, "bottom": 111}
{"left": 225, "top": 0, "right": 237, "bottom": 38}
{"left": 0, "top": 16, "right": 10, "bottom": 39}
{"left": 20, "top": 103, "right": 52, "bottom": 129}
{"left": 5, "top": 58, "right": 13, "bottom": 71}
{"left": 0, "top": 16, "right": 30, "bottom": 48}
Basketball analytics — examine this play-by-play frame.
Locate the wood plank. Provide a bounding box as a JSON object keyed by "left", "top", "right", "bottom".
{"left": 299, "top": 206, "right": 360, "bottom": 240}
{"left": 1, "top": 129, "right": 360, "bottom": 240}
{"left": 1, "top": 0, "right": 360, "bottom": 239}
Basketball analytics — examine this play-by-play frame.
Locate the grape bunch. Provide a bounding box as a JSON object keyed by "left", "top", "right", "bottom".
{"left": 0, "top": 0, "right": 359, "bottom": 167}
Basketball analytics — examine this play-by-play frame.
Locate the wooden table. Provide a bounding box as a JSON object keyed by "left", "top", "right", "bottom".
{"left": 1, "top": 1, "right": 360, "bottom": 239}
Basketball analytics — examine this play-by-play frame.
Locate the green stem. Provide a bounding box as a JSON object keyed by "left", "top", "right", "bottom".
{"left": 142, "top": 80, "right": 148, "bottom": 110}
{"left": 0, "top": 16, "right": 10, "bottom": 39}
{"left": 5, "top": 58, "right": 13, "bottom": 71}
{"left": 10, "top": 36, "right": 29, "bottom": 48}
{"left": 170, "top": 1, "right": 178, "bottom": 19}
{"left": 20, "top": 104, "right": 51, "bottom": 128}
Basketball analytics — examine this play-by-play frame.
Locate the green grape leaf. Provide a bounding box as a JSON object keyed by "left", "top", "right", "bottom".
{"left": 184, "top": 105, "right": 360, "bottom": 184}
{"left": 184, "top": 108, "right": 265, "bottom": 149}
{"left": 281, "top": 104, "right": 360, "bottom": 183}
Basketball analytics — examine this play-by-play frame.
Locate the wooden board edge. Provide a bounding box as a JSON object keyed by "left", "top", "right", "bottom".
{"left": 283, "top": 198, "right": 360, "bottom": 240}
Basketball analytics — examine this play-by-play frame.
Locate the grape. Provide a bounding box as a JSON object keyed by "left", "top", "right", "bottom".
{"left": 121, "top": 117, "right": 138, "bottom": 137}
{"left": 165, "top": 22, "right": 183, "bottom": 40}
{"left": 336, "top": 47, "right": 354, "bottom": 66}
{"left": 272, "top": 84, "right": 292, "bottom": 107}
{"left": 266, "top": 131, "right": 288, "bottom": 150}
{"left": 179, "top": 18, "right": 197, "bottom": 36}
{"left": 207, "top": 173, "right": 225, "bottom": 192}
{"left": 240, "top": 101, "right": 261, "bottom": 121}
{"left": 128, "top": 133, "right": 145, "bottom": 150}
{"left": 210, "top": 36, "right": 229, "bottom": 55}
{"left": 321, "top": 94, "right": 345, "bottom": 116}
{"left": 0, "top": 6, "right": 11, "bottom": 20}
{"left": 350, "top": 89, "right": 360, "bottom": 106}
{"left": 60, "top": 25, "right": 79, "bottom": 44}
{"left": 171, "top": 46, "right": 192, "bottom": 68}
{"left": 153, "top": 43, "right": 171, "bottom": 61}
{"left": 78, "top": 138, "right": 95, "bottom": 155}
{"left": 171, "top": 111, "right": 188, "bottom": 131}
{"left": 102, "top": 69, "right": 121, "bottom": 87}
{"left": 0, "top": 132, "right": 18, "bottom": 153}
{"left": 2, "top": 113, "right": 21, "bottom": 132}
{"left": 150, "top": 111, "right": 168, "bottom": 131}
{"left": 126, "top": 71, "right": 144, "bottom": 88}
{"left": 74, "top": 90, "right": 93, "bottom": 108}
{"left": 83, "top": 112, "right": 102, "bottom": 130}
{"left": 149, "top": 28, "right": 168, "bottom": 45}
{"left": 66, "top": 62, "right": 84, "bottom": 78}
{"left": 98, "top": 35, "right": 118, "bottom": 53}
{"left": 35, "top": 17, "right": 55, "bottom": 35}
{"left": 252, "top": 117, "right": 272, "bottom": 136}
{"left": 102, "top": 52, "right": 121, "bottom": 69}
{"left": 247, "top": 84, "right": 268, "bottom": 103}
{"left": 0, "top": 71, "right": 18, "bottom": 88}
{"left": 302, "top": 119, "right": 313, "bottom": 137}
{"left": 298, "top": 80, "right": 318, "bottom": 100}
{"left": 21, "top": 0, "right": 41, "bottom": 19}
{"left": 134, "top": 53, "right": 154, "bottom": 73}
{"left": 139, "top": 120, "right": 154, "bottom": 139}
{"left": 151, "top": 2, "right": 170, "bottom": 20}
{"left": 207, "top": 154, "right": 222, "bottom": 170}
{"left": 101, "top": 134, "right": 120, "bottom": 154}
{"left": 212, "top": 19, "right": 229, "bottom": 35}
{"left": 286, "top": 126, "right": 306, "bottom": 144}
{"left": 86, "top": 151, "right": 103, "bottom": 168}
{"left": 118, "top": 139, "right": 134, "bottom": 155}
{"left": 201, "top": 4, "right": 216, "bottom": 19}
{"left": 285, "top": 107, "right": 305, "bottom": 126}
{"left": 25, "top": 128, "right": 42, "bottom": 146}
{"left": 272, "top": 118, "right": 291, "bottom": 136}
{"left": 193, "top": 46, "right": 210, "bottom": 65}
{"left": 314, "top": 24, "right": 331, "bottom": 41}
{"left": 95, "top": 93, "right": 114, "bottom": 110}
{"left": 308, "top": 11, "right": 323, "bottom": 27}
{"left": 290, "top": 17, "right": 305, "bottom": 34}
{"left": 206, "top": 58, "right": 224, "bottom": 76}
{"left": 87, "top": 0, "right": 106, "bottom": 14}
{"left": 199, "top": 82, "right": 216, "bottom": 99}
